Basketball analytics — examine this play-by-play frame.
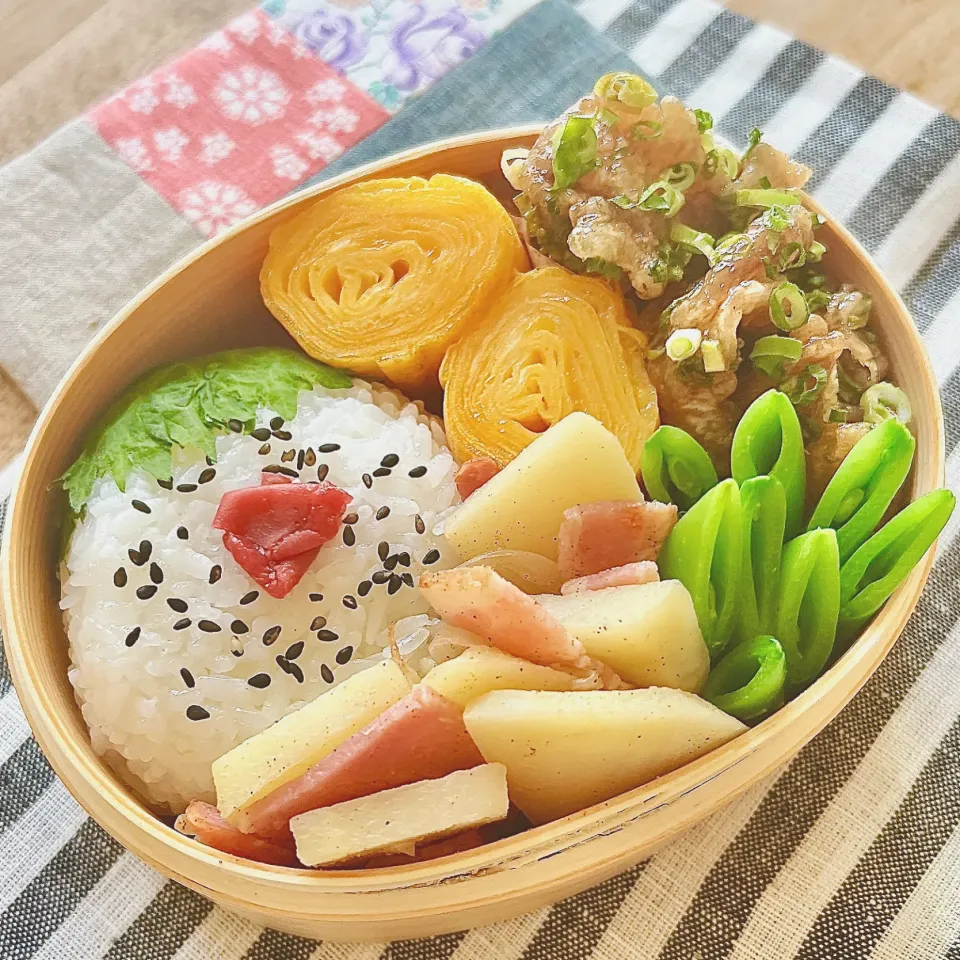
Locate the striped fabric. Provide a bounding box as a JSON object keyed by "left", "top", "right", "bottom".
{"left": 2, "top": 0, "right": 960, "bottom": 957}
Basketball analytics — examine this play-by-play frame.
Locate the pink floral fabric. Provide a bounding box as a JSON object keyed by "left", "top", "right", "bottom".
{"left": 90, "top": 9, "right": 389, "bottom": 236}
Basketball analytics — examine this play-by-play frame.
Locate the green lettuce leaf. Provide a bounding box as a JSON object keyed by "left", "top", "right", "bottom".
{"left": 61, "top": 348, "right": 352, "bottom": 515}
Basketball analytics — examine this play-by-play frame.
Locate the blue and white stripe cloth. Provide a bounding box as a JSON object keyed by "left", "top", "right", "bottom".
{"left": 2, "top": 1, "right": 960, "bottom": 957}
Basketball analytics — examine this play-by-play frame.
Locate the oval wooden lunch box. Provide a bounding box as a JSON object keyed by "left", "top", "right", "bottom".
{"left": 0, "top": 126, "right": 945, "bottom": 942}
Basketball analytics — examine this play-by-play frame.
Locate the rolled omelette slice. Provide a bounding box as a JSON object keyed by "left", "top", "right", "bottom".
{"left": 260, "top": 175, "right": 527, "bottom": 394}
{"left": 440, "top": 266, "right": 659, "bottom": 470}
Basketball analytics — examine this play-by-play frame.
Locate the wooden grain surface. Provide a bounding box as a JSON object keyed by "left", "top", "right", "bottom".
{"left": 0, "top": 0, "right": 958, "bottom": 468}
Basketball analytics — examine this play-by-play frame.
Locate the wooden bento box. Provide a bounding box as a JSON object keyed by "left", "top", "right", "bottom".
{"left": 0, "top": 127, "right": 944, "bottom": 942}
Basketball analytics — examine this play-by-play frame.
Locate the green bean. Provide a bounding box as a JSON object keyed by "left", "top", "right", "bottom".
{"left": 776, "top": 528, "right": 841, "bottom": 691}
{"left": 702, "top": 635, "right": 787, "bottom": 722}
{"left": 807, "top": 418, "right": 915, "bottom": 562}
{"left": 737, "top": 476, "right": 787, "bottom": 642}
{"left": 641, "top": 425, "right": 719, "bottom": 510}
{"left": 731, "top": 389, "right": 806, "bottom": 539}
{"left": 659, "top": 478, "right": 742, "bottom": 658}
{"left": 837, "top": 488, "right": 955, "bottom": 642}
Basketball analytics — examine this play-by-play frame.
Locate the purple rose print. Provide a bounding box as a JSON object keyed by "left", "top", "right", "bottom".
{"left": 296, "top": 9, "right": 368, "bottom": 71}
{"left": 384, "top": 7, "right": 486, "bottom": 93}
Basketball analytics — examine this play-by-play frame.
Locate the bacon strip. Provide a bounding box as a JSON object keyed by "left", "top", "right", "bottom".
{"left": 560, "top": 560, "right": 660, "bottom": 595}
{"left": 176, "top": 801, "right": 299, "bottom": 867}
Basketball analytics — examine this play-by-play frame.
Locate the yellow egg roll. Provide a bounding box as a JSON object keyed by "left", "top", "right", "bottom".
{"left": 441, "top": 266, "right": 658, "bottom": 470}
{"left": 260, "top": 175, "right": 527, "bottom": 394}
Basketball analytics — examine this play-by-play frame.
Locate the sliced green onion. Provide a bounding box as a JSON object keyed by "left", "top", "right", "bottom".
{"left": 808, "top": 240, "right": 826, "bottom": 262}
{"left": 828, "top": 407, "right": 859, "bottom": 423}
{"left": 750, "top": 335, "right": 802, "bottom": 379}
{"left": 551, "top": 116, "right": 598, "bottom": 191}
{"left": 646, "top": 347, "right": 665, "bottom": 361}
{"left": 592, "top": 106, "right": 620, "bottom": 126}
{"left": 715, "top": 232, "right": 751, "bottom": 256}
{"left": 861, "top": 382, "right": 912, "bottom": 425}
{"left": 805, "top": 289, "right": 831, "bottom": 312}
{"left": 650, "top": 241, "right": 692, "bottom": 285}
{"left": 694, "top": 108, "right": 713, "bottom": 133}
{"left": 581, "top": 257, "right": 623, "bottom": 280}
{"left": 614, "top": 180, "right": 686, "bottom": 217}
{"left": 736, "top": 188, "right": 803, "bottom": 209}
{"left": 593, "top": 72, "right": 658, "bottom": 109}
{"left": 701, "top": 339, "right": 725, "bottom": 372}
{"left": 744, "top": 127, "right": 763, "bottom": 155}
{"left": 769, "top": 282, "right": 809, "bottom": 331}
{"left": 778, "top": 241, "right": 806, "bottom": 272}
{"left": 665, "top": 328, "right": 702, "bottom": 361}
{"left": 661, "top": 162, "right": 698, "bottom": 191}
{"left": 782, "top": 364, "right": 827, "bottom": 407}
{"left": 846, "top": 293, "right": 873, "bottom": 329}
{"left": 631, "top": 119, "right": 663, "bottom": 140}
{"left": 670, "top": 223, "right": 716, "bottom": 260}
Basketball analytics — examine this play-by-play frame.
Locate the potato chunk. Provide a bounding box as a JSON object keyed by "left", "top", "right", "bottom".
{"left": 443, "top": 413, "right": 642, "bottom": 561}
{"left": 291, "top": 764, "right": 509, "bottom": 866}
{"left": 464, "top": 689, "right": 745, "bottom": 824}
{"left": 213, "top": 660, "right": 411, "bottom": 821}
{"left": 536, "top": 580, "right": 709, "bottom": 691}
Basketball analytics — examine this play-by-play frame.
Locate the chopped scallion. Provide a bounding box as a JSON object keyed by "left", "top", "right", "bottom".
{"left": 750, "top": 335, "right": 803, "bottom": 379}
{"left": 593, "top": 72, "right": 658, "bottom": 109}
{"left": 736, "top": 188, "right": 803, "bottom": 209}
{"left": 661, "top": 162, "right": 699, "bottom": 190}
{"left": 782, "top": 365, "right": 827, "bottom": 406}
{"left": 778, "top": 241, "right": 806, "bottom": 272}
{"left": 805, "top": 289, "right": 832, "bottom": 312}
{"left": 551, "top": 116, "right": 598, "bottom": 191}
{"left": 769, "top": 282, "right": 809, "bottom": 331}
{"left": 861, "top": 382, "right": 912, "bottom": 425}
{"left": 715, "top": 232, "right": 751, "bottom": 256}
{"left": 670, "top": 223, "right": 716, "bottom": 260}
{"left": 701, "top": 339, "right": 725, "bottom": 373}
{"left": 616, "top": 180, "right": 685, "bottom": 218}
{"left": 631, "top": 119, "right": 663, "bottom": 140}
{"left": 695, "top": 108, "right": 713, "bottom": 133}
{"left": 666, "top": 328, "right": 703, "bottom": 362}
{"left": 808, "top": 240, "right": 826, "bottom": 262}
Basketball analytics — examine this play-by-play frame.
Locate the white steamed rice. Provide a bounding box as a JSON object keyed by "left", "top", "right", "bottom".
{"left": 61, "top": 379, "right": 459, "bottom": 813}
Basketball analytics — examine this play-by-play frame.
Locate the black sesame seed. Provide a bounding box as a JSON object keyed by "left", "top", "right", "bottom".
{"left": 262, "top": 463, "right": 282, "bottom": 474}
{"left": 276, "top": 655, "right": 293, "bottom": 675}
{"left": 401, "top": 572, "right": 415, "bottom": 588}
{"left": 387, "top": 574, "right": 402, "bottom": 596}
{"left": 173, "top": 618, "right": 191, "bottom": 630}
{"left": 376, "top": 506, "right": 391, "bottom": 520}
{"left": 228, "top": 418, "right": 244, "bottom": 433}
{"left": 252, "top": 428, "right": 271, "bottom": 441}
{"left": 124, "top": 627, "right": 141, "bottom": 647}
{"left": 285, "top": 641, "right": 304, "bottom": 660}
{"left": 273, "top": 430, "right": 293, "bottom": 441}
{"left": 177, "top": 526, "right": 189, "bottom": 540}
{"left": 304, "top": 448, "right": 317, "bottom": 467}
{"left": 180, "top": 667, "right": 195, "bottom": 688}
{"left": 269, "top": 416, "right": 284, "bottom": 431}
{"left": 167, "top": 598, "right": 188, "bottom": 613}
{"left": 176, "top": 483, "right": 198, "bottom": 493}
{"left": 318, "top": 443, "right": 340, "bottom": 453}
{"left": 128, "top": 548, "right": 145, "bottom": 567}
{"left": 384, "top": 555, "right": 399, "bottom": 571}
{"left": 186, "top": 705, "right": 210, "bottom": 721}
{"left": 408, "top": 465, "right": 427, "bottom": 478}
{"left": 206, "top": 456, "right": 215, "bottom": 466}
{"left": 357, "top": 580, "right": 372, "bottom": 597}
{"left": 114, "top": 568, "right": 128, "bottom": 588}
{"left": 231, "top": 638, "right": 244, "bottom": 657}
{"left": 321, "top": 664, "right": 335, "bottom": 683}
{"left": 342, "top": 512, "right": 359, "bottom": 525}
{"left": 317, "top": 629, "right": 339, "bottom": 643}
{"left": 343, "top": 526, "right": 356, "bottom": 547}
{"left": 150, "top": 562, "right": 164, "bottom": 584}
{"left": 343, "top": 595, "right": 358, "bottom": 610}
{"left": 140, "top": 540, "right": 153, "bottom": 561}
{"left": 158, "top": 478, "right": 174, "bottom": 490}
{"left": 414, "top": 515, "right": 425, "bottom": 535}
{"left": 378, "top": 541, "right": 390, "bottom": 561}
{"left": 132, "top": 499, "right": 151, "bottom": 514}
{"left": 258, "top": 443, "right": 272, "bottom": 455}
{"left": 281, "top": 449, "right": 296, "bottom": 463}
{"left": 336, "top": 645, "right": 354, "bottom": 665}
{"left": 248, "top": 673, "right": 271, "bottom": 689}
{"left": 262, "top": 625, "right": 282, "bottom": 646}
{"left": 198, "top": 620, "right": 221, "bottom": 633}
{"left": 198, "top": 467, "right": 216, "bottom": 484}
{"left": 362, "top": 473, "right": 373, "bottom": 489}
{"left": 310, "top": 615, "right": 327, "bottom": 631}
{"left": 372, "top": 467, "right": 391, "bottom": 478}
{"left": 422, "top": 548, "right": 441, "bottom": 565}
{"left": 208, "top": 565, "right": 222, "bottom": 585}
{"left": 231, "top": 619, "right": 249, "bottom": 634}
{"left": 397, "top": 551, "right": 411, "bottom": 567}
{"left": 372, "top": 570, "right": 390, "bottom": 585}
{"left": 297, "top": 449, "right": 305, "bottom": 471}
{"left": 136, "top": 585, "right": 157, "bottom": 600}
{"left": 309, "top": 593, "right": 324, "bottom": 602}
{"left": 287, "top": 661, "right": 305, "bottom": 683}
{"left": 317, "top": 464, "right": 330, "bottom": 481}
{"left": 278, "top": 465, "right": 298, "bottom": 478}
{"left": 240, "top": 590, "right": 259, "bottom": 605}
{"left": 380, "top": 453, "right": 400, "bottom": 468}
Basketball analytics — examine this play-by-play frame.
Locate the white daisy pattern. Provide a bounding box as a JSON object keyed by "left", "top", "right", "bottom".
{"left": 229, "top": 12, "right": 262, "bottom": 45}
{"left": 270, "top": 145, "right": 309, "bottom": 182}
{"left": 294, "top": 129, "right": 343, "bottom": 162}
{"left": 180, "top": 181, "right": 257, "bottom": 237}
{"left": 127, "top": 82, "right": 159, "bottom": 115}
{"left": 198, "top": 131, "right": 236, "bottom": 166}
{"left": 198, "top": 30, "right": 233, "bottom": 55}
{"left": 163, "top": 74, "right": 197, "bottom": 109}
{"left": 214, "top": 67, "right": 290, "bottom": 125}
{"left": 306, "top": 78, "right": 347, "bottom": 104}
{"left": 309, "top": 106, "right": 359, "bottom": 133}
{"left": 153, "top": 127, "right": 189, "bottom": 163}
{"left": 114, "top": 138, "right": 152, "bottom": 172}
